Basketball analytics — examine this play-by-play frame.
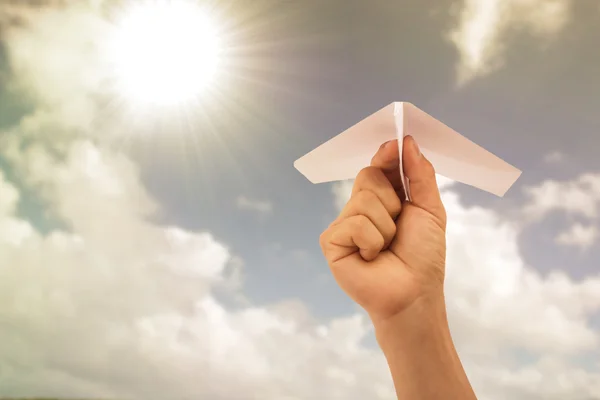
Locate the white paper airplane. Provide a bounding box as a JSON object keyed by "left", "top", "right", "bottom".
{"left": 294, "top": 102, "right": 521, "bottom": 200}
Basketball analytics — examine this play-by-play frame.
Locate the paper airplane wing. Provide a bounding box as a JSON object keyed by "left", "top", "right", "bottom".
{"left": 293, "top": 103, "right": 401, "bottom": 183}
{"left": 294, "top": 102, "right": 521, "bottom": 198}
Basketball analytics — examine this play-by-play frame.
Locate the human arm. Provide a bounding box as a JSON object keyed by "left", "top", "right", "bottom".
{"left": 374, "top": 294, "right": 476, "bottom": 400}
{"left": 319, "top": 135, "right": 477, "bottom": 399}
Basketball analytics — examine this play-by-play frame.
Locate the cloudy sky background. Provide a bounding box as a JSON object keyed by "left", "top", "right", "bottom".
{"left": 1, "top": 0, "right": 600, "bottom": 399}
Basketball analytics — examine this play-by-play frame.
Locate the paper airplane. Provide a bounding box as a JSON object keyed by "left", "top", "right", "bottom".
{"left": 294, "top": 102, "right": 521, "bottom": 200}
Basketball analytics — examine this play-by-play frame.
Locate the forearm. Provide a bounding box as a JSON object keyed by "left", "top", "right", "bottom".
{"left": 373, "top": 293, "right": 477, "bottom": 400}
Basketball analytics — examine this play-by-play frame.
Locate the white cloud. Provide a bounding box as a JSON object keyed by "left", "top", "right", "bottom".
{"left": 544, "top": 151, "right": 565, "bottom": 164}
{"left": 436, "top": 174, "right": 456, "bottom": 190}
{"left": 0, "top": 170, "right": 35, "bottom": 246}
{"left": 441, "top": 191, "right": 600, "bottom": 356}
{"left": 0, "top": 134, "right": 401, "bottom": 399}
{"left": 555, "top": 223, "right": 599, "bottom": 251}
{"left": 523, "top": 173, "right": 600, "bottom": 221}
{"left": 0, "top": 4, "right": 397, "bottom": 399}
{"left": 331, "top": 178, "right": 600, "bottom": 399}
{"left": 331, "top": 180, "right": 354, "bottom": 211}
{"left": 449, "top": 0, "right": 570, "bottom": 84}
{"left": 236, "top": 195, "right": 273, "bottom": 215}
{"left": 2, "top": 1, "right": 112, "bottom": 133}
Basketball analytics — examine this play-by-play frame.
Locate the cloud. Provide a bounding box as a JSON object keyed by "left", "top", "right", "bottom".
{"left": 448, "top": 0, "right": 571, "bottom": 84}
{"left": 1, "top": 4, "right": 398, "bottom": 399}
{"left": 0, "top": 131, "right": 401, "bottom": 400}
{"left": 544, "top": 151, "right": 565, "bottom": 164}
{"left": 331, "top": 180, "right": 354, "bottom": 211}
{"left": 523, "top": 173, "right": 600, "bottom": 221}
{"left": 2, "top": 1, "right": 111, "bottom": 111}
{"left": 555, "top": 223, "right": 599, "bottom": 251}
{"left": 236, "top": 195, "right": 273, "bottom": 215}
{"left": 331, "top": 178, "right": 600, "bottom": 399}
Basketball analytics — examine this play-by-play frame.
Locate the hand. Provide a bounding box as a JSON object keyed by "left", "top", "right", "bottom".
{"left": 320, "top": 135, "right": 447, "bottom": 324}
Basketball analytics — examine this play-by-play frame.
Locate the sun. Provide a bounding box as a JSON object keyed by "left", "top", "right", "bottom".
{"left": 108, "top": 0, "right": 222, "bottom": 107}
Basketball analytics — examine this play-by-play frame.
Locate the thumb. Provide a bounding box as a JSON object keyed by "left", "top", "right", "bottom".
{"left": 402, "top": 135, "right": 447, "bottom": 228}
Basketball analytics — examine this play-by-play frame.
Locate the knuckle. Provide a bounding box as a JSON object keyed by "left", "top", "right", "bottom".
{"left": 352, "top": 214, "right": 371, "bottom": 231}
{"left": 438, "top": 207, "right": 448, "bottom": 227}
{"left": 319, "top": 229, "right": 331, "bottom": 249}
{"left": 429, "top": 204, "right": 447, "bottom": 231}
{"left": 355, "top": 166, "right": 381, "bottom": 184}
{"left": 383, "top": 217, "right": 397, "bottom": 238}
{"left": 354, "top": 216, "right": 384, "bottom": 248}
{"left": 422, "top": 156, "right": 436, "bottom": 175}
{"left": 355, "top": 168, "right": 400, "bottom": 215}
{"left": 372, "top": 231, "right": 385, "bottom": 251}
{"left": 387, "top": 193, "right": 402, "bottom": 215}
{"left": 354, "top": 189, "right": 379, "bottom": 208}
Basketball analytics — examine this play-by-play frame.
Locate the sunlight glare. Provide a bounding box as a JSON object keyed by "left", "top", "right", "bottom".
{"left": 110, "top": 0, "right": 221, "bottom": 107}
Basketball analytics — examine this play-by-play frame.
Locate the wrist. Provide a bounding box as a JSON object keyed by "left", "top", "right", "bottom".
{"left": 371, "top": 292, "right": 451, "bottom": 350}
{"left": 371, "top": 291, "right": 478, "bottom": 399}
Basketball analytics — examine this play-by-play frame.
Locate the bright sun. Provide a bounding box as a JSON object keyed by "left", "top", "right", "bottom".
{"left": 109, "top": 0, "right": 221, "bottom": 107}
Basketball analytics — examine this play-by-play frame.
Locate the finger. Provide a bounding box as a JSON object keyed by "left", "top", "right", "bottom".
{"left": 320, "top": 215, "right": 384, "bottom": 263}
{"left": 351, "top": 166, "right": 402, "bottom": 220}
{"left": 336, "top": 190, "right": 397, "bottom": 248}
{"left": 402, "top": 135, "right": 447, "bottom": 228}
{"left": 369, "top": 140, "right": 406, "bottom": 199}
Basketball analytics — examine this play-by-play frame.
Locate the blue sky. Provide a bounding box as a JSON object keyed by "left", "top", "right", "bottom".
{"left": 1, "top": 1, "right": 600, "bottom": 399}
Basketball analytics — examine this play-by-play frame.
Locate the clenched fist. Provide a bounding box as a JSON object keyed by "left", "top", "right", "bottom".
{"left": 320, "top": 135, "right": 447, "bottom": 324}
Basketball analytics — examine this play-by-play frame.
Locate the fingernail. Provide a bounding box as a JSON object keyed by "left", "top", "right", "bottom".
{"left": 381, "top": 140, "right": 394, "bottom": 149}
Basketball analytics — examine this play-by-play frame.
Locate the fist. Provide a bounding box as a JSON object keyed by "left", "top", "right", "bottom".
{"left": 319, "top": 135, "right": 447, "bottom": 324}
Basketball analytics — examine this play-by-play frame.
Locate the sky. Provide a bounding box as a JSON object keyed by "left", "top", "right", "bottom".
{"left": 1, "top": 0, "right": 600, "bottom": 399}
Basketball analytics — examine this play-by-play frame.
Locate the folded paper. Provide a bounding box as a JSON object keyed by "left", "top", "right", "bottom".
{"left": 294, "top": 102, "right": 521, "bottom": 200}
